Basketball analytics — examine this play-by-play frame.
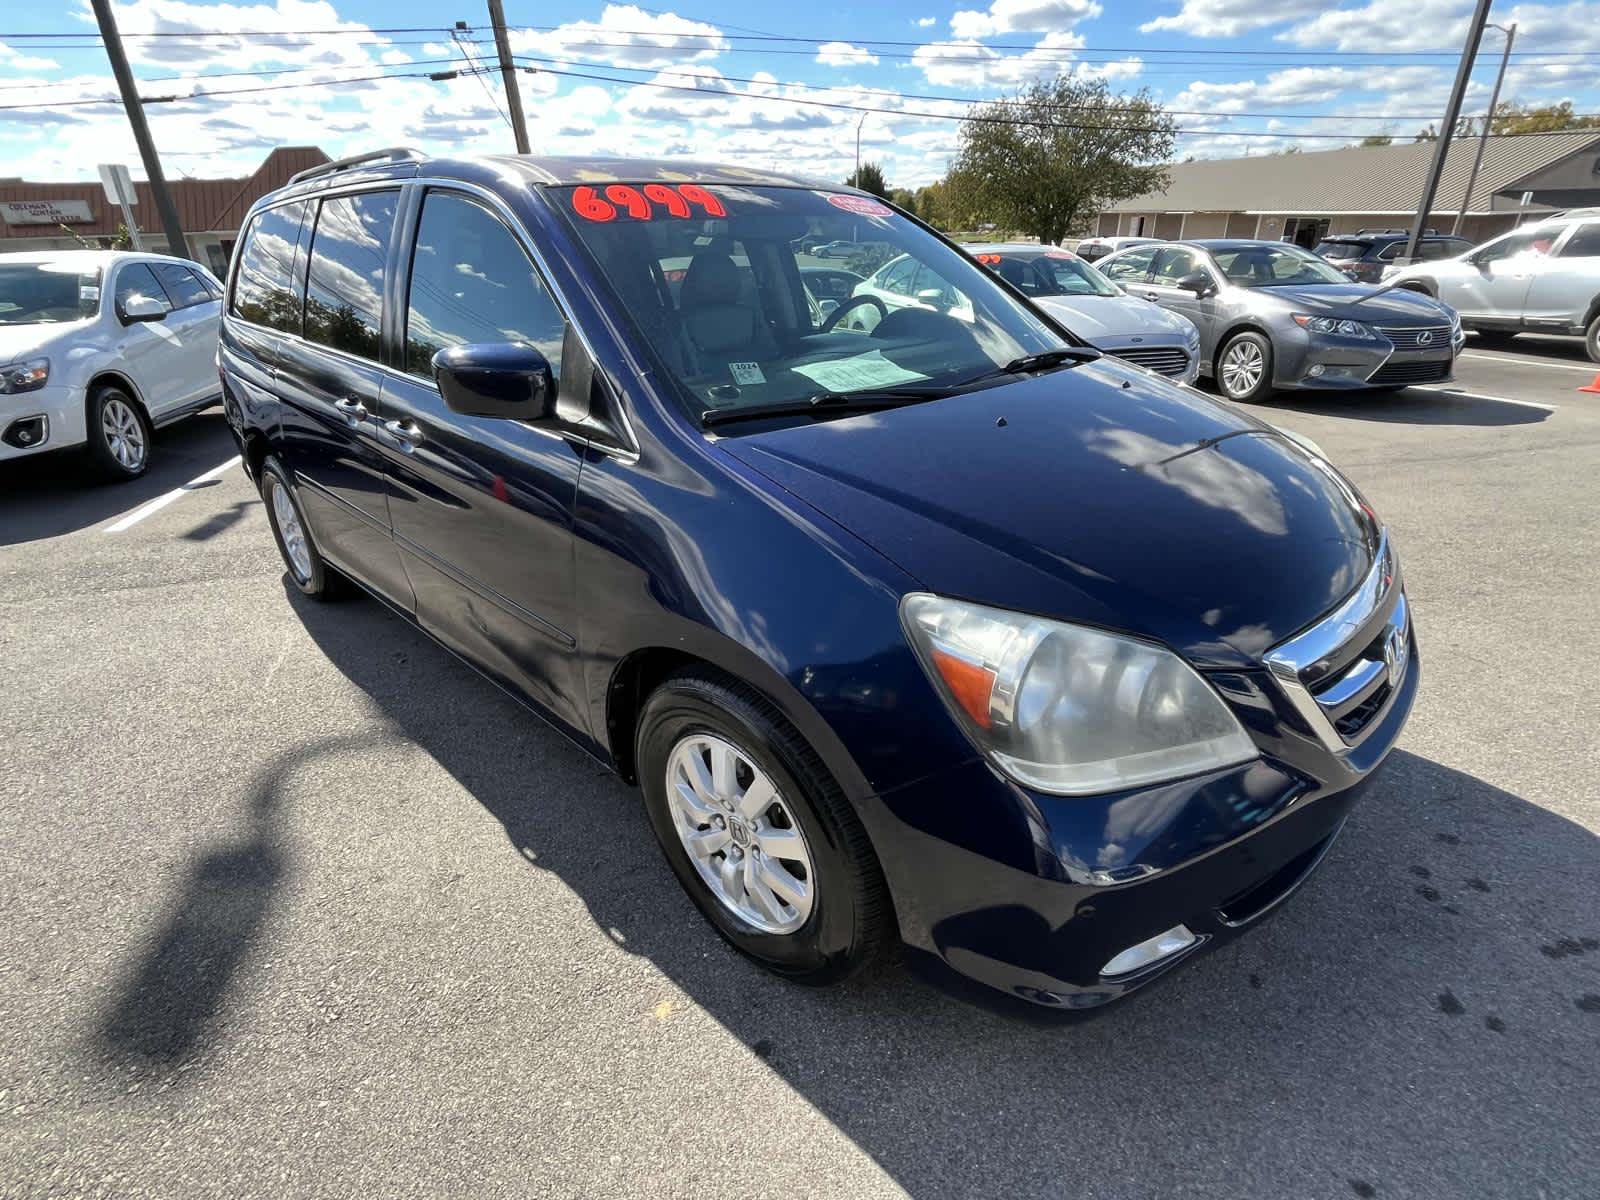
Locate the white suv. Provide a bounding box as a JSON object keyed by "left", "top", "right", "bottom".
{"left": 0, "top": 250, "right": 224, "bottom": 480}
{"left": 1384, "top": 210, "right": 1600, "bottom": 362}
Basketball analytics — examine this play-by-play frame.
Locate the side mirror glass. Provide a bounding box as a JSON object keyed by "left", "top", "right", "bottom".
{"left": 1177, "top": 270, "right": 1213, "bottom": 297}
{"left": 433, "top": 342, "right": 555, "bottom": 421}
{"left": 817, "top": 298, "right": 840, "bottom": 317}
{"left": 121, "top": 294, "right": 167, "bottom": 323}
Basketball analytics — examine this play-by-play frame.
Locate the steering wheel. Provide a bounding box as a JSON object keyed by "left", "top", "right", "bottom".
{"left": 821, "top": 293, "right": 888, "bottom": 333}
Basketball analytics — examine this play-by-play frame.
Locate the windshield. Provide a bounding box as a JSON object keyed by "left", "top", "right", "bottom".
{"left": 1314, "top": 241, "right": 1369, "bottom": 261}
{"left": 555, "top": 185, "right": 1063, "bottom": 425}
{"left": 0, "top": 262, "right": 102, "bottom": 326}
{"left": 1212, "top": 244, "right": 1350, "bottom": 287}
{"left": 981, "top": 251, "right": 1120, "bottom": 298}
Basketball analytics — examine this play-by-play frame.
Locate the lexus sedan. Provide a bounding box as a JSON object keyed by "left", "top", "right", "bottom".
{"left": 1098, "top": 239, "right": 1464, "bottom": 402}
{"left": 967, "top": 243, "right": 1200, "bottom": 382}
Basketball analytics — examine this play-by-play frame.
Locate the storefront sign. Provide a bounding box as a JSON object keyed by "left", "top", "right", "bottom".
{"left": 0, "top": 199, "right": 95, "bottom": 226}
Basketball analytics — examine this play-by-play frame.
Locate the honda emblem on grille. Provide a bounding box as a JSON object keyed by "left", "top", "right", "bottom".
{"left": 1416, "top": 330, "right": 1434, "bottom": 346}
{"left": 1383, "top": 628, "right": 1404, "bottom": 687}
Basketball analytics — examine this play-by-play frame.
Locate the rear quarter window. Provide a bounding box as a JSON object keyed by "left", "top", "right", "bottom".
{"left": 303, "top": 190, "right": 399, "bottom": 361}
{"left": 231, "top": 200, "right": 310, "bottom": 333}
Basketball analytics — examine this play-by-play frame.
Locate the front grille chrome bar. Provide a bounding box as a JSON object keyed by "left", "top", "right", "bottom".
{"left": 1264, "top": 532, "right": 1410, "bottom": 754}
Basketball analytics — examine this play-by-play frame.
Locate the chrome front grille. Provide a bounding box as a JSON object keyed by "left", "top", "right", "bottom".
{"left": 1264, "top": 534, "right": 1411, "bottom": 753}
{"left": 1109, "top": 346, "right": 1192, "bottom": 377}
{"left": 1376, "top": 324, "right": 1452, "bottom": 351}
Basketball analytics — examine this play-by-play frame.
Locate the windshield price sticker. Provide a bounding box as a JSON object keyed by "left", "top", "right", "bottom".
{"left": 571, "top": 183, "right": 727, "bottom": 222}
{"left": 728, "top": 362, "right": 766, "bottom": 385}
{"left": 826, "top": 194, "right": 892, "bottom": 217}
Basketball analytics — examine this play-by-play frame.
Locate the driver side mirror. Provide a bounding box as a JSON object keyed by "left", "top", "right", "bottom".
{"left": 1177, "top": 270, "right": 1215, "bottom": 297}
{"left": 120, "top": 294, "right": 167, "bottom": 324}
{"left": 916, "top": 287, "right": 952, "bottom": 310}
{"left": 433, "top": 342, "right": 555, "bottom": 421}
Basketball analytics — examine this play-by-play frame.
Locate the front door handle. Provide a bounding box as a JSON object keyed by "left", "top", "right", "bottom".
{"left": 333, "top": 397, "right": 368, "bottom": 424}
{"left": 383, "top": 419, "right": 424, "bottom": 449}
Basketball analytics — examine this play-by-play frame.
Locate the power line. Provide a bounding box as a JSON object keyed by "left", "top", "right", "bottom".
{"left": 452, "top": 25, "right": 514, "bottom": 132}
{"left": 0, "top": 58, "right": 464, "bottom": 92}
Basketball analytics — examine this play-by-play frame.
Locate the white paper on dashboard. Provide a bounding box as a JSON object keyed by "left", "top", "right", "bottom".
{"left": 791, "top": 351, "right": 927, "bottom": 393}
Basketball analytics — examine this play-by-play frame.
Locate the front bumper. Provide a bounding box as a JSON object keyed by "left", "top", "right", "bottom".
{"left": 856, "top": 616, "right": 1420, "bottom": 1012}
{"left": 1274, "top": 325, "right": 1462, "bottom": 392}
{"left": 0, "top": 383, "right": 86, "bottom": 462}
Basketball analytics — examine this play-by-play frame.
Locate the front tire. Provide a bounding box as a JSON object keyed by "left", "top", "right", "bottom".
{"left": 1216, "top": 330, "right": 1274, "bottom": 403}
{"left": 1585, "top": 313, "right": 1599, "bottom": 364}
{"left": 259, "top": 456, "right": 348, "bottom": 600}
{"left": 636, "top": 671, "right": 891, "bottom": 985}
{"left": 86, "top": 385, "right": 151, "bottom": 481}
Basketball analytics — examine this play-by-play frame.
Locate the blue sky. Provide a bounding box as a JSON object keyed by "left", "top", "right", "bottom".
{"left": 2, "top": 0, "right": 1598, "bottom": 185}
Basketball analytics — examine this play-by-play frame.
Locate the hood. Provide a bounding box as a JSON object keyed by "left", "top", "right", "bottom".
{"left": 1034, "top": 293, "right": 1196, "bottom": 343}
{"left": 0, "top": 324, "right": 69, "bottom": 363}
{"left": 719, "top": 364, "right": 1380, "bottom": 670}
{"left": 1254, "top": 283, "right": 1451, "bottom": 323}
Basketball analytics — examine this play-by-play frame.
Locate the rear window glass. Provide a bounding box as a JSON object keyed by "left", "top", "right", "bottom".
{"left": 304, "top": 190, "right": 398, "bottom": 361}
{"left": 1560, "top": 223, "right": 1600, "bottom": 257}
{"left": 153, "top": 263, "right": 212, "bottom": 308}
{"left": 232, "top": 201, "right": 309, "bottom": 332}
{"left": 1315, "top": 241, "right": 1369, "bottom": 260}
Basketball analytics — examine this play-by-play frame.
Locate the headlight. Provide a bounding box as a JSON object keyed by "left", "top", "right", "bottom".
{"left": 0, "top": 357, "right": 49, "bottom": 394}
{"left": 900, "top": 594, "right": 1258, "bottom": 795}
{"left": 1292, "top": 315, "right": 1375, "bottom": 339}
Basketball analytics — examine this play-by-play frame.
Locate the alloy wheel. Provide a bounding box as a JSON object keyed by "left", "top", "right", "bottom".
{"left": 101, "top": 397, "right": 147, "bottom": 472}
{"left": 1220, "top": 339, "right": 1265, "bottom": 398}
{"left": 665, "top": 733, "right": 815, "bottom": 934}
{"left": 270, "top": 478, "right": 314, "bottom": 582}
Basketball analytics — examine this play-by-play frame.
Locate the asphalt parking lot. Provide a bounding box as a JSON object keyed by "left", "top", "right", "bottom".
{"left": 3, "top": 337, "right": 1597, "bottom": 1199}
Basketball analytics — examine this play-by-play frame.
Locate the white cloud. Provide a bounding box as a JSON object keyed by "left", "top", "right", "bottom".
{"left": 91, "top": 0, "right": 385, "bottom": 69}
{"left": 816, "top": 42, "right": 880, "bottom": 67}
{"left": 916, "top": 16, "right": 937, "bottom": 26}
{"left": 0, "top": 41, "right": 60, "bottom": 71}
{"left": 1140, "top": 0, "right": 1320, "bottom": 37}
{"left": 513, "top": 4, "right": 726, "bottom": 70}
{"left": 380, "top": 49, "right": 412, "bottom": 65}
{"left": 950, "top": 0, "right": 1101, "bottom": 40}
{"left": 912, "top": 30, "right": 1091, "bottom": 88}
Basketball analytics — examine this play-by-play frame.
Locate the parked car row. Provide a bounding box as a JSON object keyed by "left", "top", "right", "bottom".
{"left": 198, "top": 149, "right": 1419, "bottom": 1013}
{"left": 0, "top": 250, "right": 225, "bottom": 477}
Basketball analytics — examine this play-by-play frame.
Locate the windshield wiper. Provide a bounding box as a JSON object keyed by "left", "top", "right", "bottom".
{"left": 701, "top": 387, "right": 949, "bottom": 428}
{"left": 958, "top": 345, "right": 1101, "bottom": 387}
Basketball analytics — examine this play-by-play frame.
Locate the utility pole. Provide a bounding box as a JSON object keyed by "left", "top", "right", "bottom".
{"left": 1454, "top": 21, "right": 1516, "bottom": 235}
{"left": 487, "top": 0, "right": 531, "bottom": 154}
{"left": 1404, "top": 0, "right": 1493, "bottom": 264}
{"left": 89, "top": 0, "right": 189, "bottom": 260}
{"left": 854, "top": 112, "right": 867, "bottom": 186}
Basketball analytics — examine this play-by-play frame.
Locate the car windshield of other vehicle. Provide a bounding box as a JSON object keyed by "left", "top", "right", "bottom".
{"left": 991, "top": 252, "right": 1119, "bottom": 298}
{"left": 556, "top": 185, "right": 1064, "bottom": 423}
{"left": 1314, "top": 240, "right": 1369, "bottom": 260}
{"left": 0, "top": 262, "right": 102, "bottom": 326}
{"left": 1211, "top": 244, "right": 1349, "bottom": 287}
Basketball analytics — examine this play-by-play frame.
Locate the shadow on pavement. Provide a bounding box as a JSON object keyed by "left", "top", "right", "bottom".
{"left": 1253, "top": 386, "right": 1551, "bottom": 427}
{"left": 0, "top": 412, "right": 237, "bottom": 546}
{"left": 248, "top": 588, "right": 1598, "bottom": 1198}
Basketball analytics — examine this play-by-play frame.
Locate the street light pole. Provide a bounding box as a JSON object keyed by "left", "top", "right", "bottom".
{"left": 89, "top": 0, "right": 190, "bottom": 259}
{"left": 1453, "top": 21, "right": 1516, "bottom": 236}
{"left": 1404, "top": 0, "right": 1493, "bottom": 264}
{"left": 854, "top": 112, "right": 867, "bottom": 186}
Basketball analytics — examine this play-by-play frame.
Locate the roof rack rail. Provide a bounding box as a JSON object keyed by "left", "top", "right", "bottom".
{"left": 1354, "top": 227, "right": 1438, "bottom": 236}
{"left": 287, "top": 147, "right": 426, "bottom": 186}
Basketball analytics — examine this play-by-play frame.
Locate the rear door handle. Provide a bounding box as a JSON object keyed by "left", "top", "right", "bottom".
{"left": 333, "top": 397, "right": 368, "bottom": 423}
{"left": 383, "top": 419, "right": 424, "bottom": 449}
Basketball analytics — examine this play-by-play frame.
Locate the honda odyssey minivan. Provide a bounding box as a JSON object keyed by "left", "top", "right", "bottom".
{"left": 220, "top": 150, "right": 1418, "bottom": 1010}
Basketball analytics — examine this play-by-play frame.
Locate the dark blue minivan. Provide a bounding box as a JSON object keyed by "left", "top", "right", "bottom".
{"left": 220, "top": 149, "right": 1417, "bottom": 1010}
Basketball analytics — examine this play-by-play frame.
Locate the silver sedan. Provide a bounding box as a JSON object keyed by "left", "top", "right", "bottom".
{"left": 1097, "top": 239, "right": 1465, "bottom": 403}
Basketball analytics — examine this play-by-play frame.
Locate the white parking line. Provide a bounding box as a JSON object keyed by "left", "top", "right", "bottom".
{"left": 1461, "top": 351, "right": 1599, "bottom": 375}
{"left": 103, "top": 455, "right": 243, "bottom": 534}
{"left": 1409, "top": 385, "right": 1559, "bottom": 412}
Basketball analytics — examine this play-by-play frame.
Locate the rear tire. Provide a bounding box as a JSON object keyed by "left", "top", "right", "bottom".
{"left": 1216, "top": 330, "right": 1274, "bottom": 403}
{"left": 1585, "top": 313, "right": 1599, "bottom": 364}
{"left": 636, "top": 670, "right": 892, "bottom": 985}
{"left": 259, "top": 455, "right": 349, "bottom": 601}
{"left": 85, "top": 385, "right": 151, "bottom": 482}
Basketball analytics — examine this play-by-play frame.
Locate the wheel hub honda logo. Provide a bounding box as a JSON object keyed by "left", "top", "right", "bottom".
{"left": 729, "top": 819, "right": 752, "bottom": 847}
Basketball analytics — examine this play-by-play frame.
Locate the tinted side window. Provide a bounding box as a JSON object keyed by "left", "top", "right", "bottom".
{"left": 114, "top": 263, "right": 171, "bottom": 317}
{"left": 1101, "top": 247, "right": 1156, "bottom": 280}
{"left": 1559, "top": 223, "right": 1600, "bottom": 257}
{"left": 304, "top": 191, "right": 398, "bottom": 361}
{"left": 153, "top": 263, "right": 212, "bottom": 309}
{"left": 404, "top": 191, "right": 565, "bottom": 381}
{"left": 232, "top": 201, "right": 308, "bottom": 332}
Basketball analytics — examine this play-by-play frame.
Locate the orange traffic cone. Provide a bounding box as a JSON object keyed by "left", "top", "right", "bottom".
{"left": 1581, "top": 372, "right": 1600, "bottom": 394}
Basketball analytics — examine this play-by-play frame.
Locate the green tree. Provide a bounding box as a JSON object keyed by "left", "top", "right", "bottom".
{"left": 844, "top": 161, "right": 888, "bottom": 197}
{"left": 1360, "top": 135, "right": 1394, "bottom": 146}
{"left": 913, "top": 181, "right": 947, "bottom": 227}
{"left": 1490, "top": 100, "right": 1600, "bottom": 135}
{"left": 889, "top": 187, "right": 916, "bottom": 212}
{"left": 944, "top": 77, "right": 1176, "bottom": 246}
